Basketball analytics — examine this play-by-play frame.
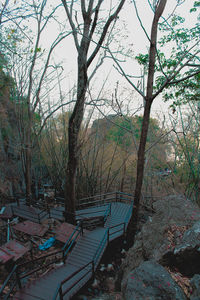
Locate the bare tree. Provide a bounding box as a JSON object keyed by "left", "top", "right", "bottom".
{"left": 4, "top": 0, "right": 71, "bottom": 204}
{"left": 61, "top": 0, "right": 126, "bottom": 222}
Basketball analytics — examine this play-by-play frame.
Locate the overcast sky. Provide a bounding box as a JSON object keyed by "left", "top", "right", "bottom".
{"left": 33, "top": 0, "right": 199, "bottom": 123}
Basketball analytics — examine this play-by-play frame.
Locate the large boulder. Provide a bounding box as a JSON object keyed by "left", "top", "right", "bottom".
{"left": 123, "top": 261, "right": 187, "bottom": 300}
{"left": 190, "top": 274, "right": 200, "bottom": 300}
{"left": 120, "top": 195, "right": 200, "bottom": 283}
{"left": 160, "top": 220, "right": 200, "bottom": 277}
{"left": 118, "top": 194, "right": 200, "bottom": 297}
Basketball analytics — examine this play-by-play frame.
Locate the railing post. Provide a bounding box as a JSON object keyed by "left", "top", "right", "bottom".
{"left": 11, "top": 205, "right": 14, "bottom": 216}
{"left": 116, "top": 192, "right": 118, "bottom": 202}
{"left": 107, "top": 229, "right": 109, "bottom": 244}
{"left": 92, "top": 260, "right": 95, "bottom": 275}
{"left": 62, "top": 249, "right": 66, "bottom": 264}
{"left": 81, "top": 221, "right": 84, "bottom": 236}
{"left": 38, "top": 214, "right": 40, "bottom": 224}
{"left": 16, "top": 268, "right": 22, "bottom": 289}
{"left": 59, "top": 286, "right": 63, "bottom": 300}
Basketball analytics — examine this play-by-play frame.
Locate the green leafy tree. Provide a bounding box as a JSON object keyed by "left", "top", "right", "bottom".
{"left": 110, "top": 0, "right": 200, "bottom": 240}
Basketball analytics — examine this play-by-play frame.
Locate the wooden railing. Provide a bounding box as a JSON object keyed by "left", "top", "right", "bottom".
{"left": 1, "top": 192, "right": 133, "bottom": 299}
{"left": 53, "top": 202, "right": 133, "bottom": 299}
{"left": 77, "top": 191, "right": 134, "bottom": 209}
{"left": 10, "top": 205, "right": 48, "bottom": 224}
{"left": 0, "top": 223, "right": 83, "bottom": 299}
{"left": 53, "top": 261, "right": 93, "bottom": 300}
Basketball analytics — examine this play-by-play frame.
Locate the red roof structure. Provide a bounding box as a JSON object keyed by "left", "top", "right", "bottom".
{"left": 13, "top": 220, "right": 48, "bottom": 237}
{"left": 0, "top": 240, "right": 29, "bottom": 264}
{"left": 54, "top": 222, "right": 80, "bottom": 244}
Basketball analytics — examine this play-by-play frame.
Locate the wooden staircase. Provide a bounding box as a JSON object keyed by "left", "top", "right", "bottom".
{"left": 14, "top": 230, "right": 106, "bottom": 299}
{"left": 1, "top": 192, "right": 134, "bottom": 300}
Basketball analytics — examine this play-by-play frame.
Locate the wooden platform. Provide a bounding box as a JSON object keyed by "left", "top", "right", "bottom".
{"left": 7, "top": 204, "right": 48, "bottom": 224}
{"left": 14, "top": 201, "right": 132, "bottom": 300}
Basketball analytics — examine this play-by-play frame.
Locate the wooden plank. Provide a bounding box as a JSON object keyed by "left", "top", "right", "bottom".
{"left": 12, "top": 201, "right": 132, "bottom": 300}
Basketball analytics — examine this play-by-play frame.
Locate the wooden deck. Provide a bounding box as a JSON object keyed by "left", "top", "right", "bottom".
{"left": 2, "top": 193, "right": 134, "bottom": 300}
{"left": 5, "top": 204, "right": 48, "bottom": 224}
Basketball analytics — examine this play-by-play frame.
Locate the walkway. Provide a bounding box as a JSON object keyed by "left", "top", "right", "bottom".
{"left": 1, "top": 192, "right": 133, "bottom": 300}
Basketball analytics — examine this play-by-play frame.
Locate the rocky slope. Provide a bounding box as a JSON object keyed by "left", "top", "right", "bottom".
{"left": 119, "top": 194, "right": 200, "bottom": 299}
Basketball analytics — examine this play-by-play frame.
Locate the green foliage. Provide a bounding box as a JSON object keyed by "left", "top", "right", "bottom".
{"left": 135, "top": 53, "right": 149, "bottom": 66}
{"left": 190, "top": 1, "right": 200, "bottom": 12}
{"left": 106, "top": 115, "right": 161, "bottom": 150}
{"left": 134, "top": 1, "right": 200, "bottom": 110}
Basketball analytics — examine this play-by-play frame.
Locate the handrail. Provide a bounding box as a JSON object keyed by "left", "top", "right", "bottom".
{"left": 53, "top": 261, "right": 93, "bottom": 300}
{"left": 2, "top": 193, "right": 133, "bottom": 299}
{"left": 62, "top": 223, "right": 82, "bottom": 259}
{"left": 11, "top": 205, "right": 47, "bottom": 223}
{"left": 0, "top": 265, "right": 17, "bottom": 297}
{"left": 117, "top": 191, "right": 134, "bottom": 197}
{"left": 77, "top": 197, "right": 116, "bottom": 209}
{"left": 78, "top": 191, "right": 116, "bottom": 203}
{"left": 93, "top": 228, "right": 109, "bottom": 265}
{"left": 108, "top": 222, "right": 126, "bottom": 240}
{"left": 18, "top": 249, "right": 63, "bottom": 270}
{"left": 0, "top": 224, "right": 83, "bottom": 298}
{"left": 53, "top": 227, "right": 110, "bottom": 300}
{"left": 77, "top": 191, "right": 134, "bottom": 209}
{"left": 76, "top": 204, "right": 109, "bottom": 218}
{"left": 103, "top": 203, "right": 111, "bottom": 223}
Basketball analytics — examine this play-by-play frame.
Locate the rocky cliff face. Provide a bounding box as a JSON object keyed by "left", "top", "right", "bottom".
{"left": 119, "top": 195, "right": 200, "bottom": 299}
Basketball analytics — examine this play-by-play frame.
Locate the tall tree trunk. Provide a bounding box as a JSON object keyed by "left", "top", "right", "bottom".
{"left": 131, "top": 99, "right": 152, "bottom": 231}
{"left": 62, "top": 0, "right": 126, "bottom": 224}
{"left": 129, "top": 0, "right": 167, "bottom": 241}
{"left": 25, "top": 143, "right": 32, "bottom": 205}
{"left": 65, "top": 53, "right": 88, "bottom": 223}
{"left": 25, "top": 108, "right": 32, "bottom": 206}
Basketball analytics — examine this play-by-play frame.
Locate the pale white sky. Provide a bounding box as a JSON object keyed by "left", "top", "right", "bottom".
{"left": 7, "top": 0, "right": 198, "bottom": 124}
{"left": 47, "top": 0, "right": 199, "bottom": 124}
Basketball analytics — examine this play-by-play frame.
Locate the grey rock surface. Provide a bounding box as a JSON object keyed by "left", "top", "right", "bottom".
{"left": 120, "top": 195, "right": 200, "bottom": 283}
{"left": 190, "top": 274, "right": 200, "bottom": 300}
{"left": 123, "top": 261, "right": 187, "bottom": 300}
{"left": 160, "top": 220, "right": 200, "bottom": 276}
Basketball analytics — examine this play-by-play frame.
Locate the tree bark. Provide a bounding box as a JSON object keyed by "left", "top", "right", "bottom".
{"left": 65, "top": 53, "right": 88, "bottom": 223}
{"left": 63, "top": 0, "right": 126, "bottom": 224}
{"left": 129, "top": 0, "right": 167, "bottom": 241}
{"left": 25, "top": 105, "right": 32, "bottom": 206}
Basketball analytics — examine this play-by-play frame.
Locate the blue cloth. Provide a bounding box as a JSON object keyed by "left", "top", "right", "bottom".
{"left": 39, "top": 237, "right": 55, "bottom": 250}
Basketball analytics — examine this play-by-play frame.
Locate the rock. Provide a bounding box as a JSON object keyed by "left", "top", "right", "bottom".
{"left": 176, "top": 220, "right": 200, "bottom": 249}
{"left": 77, "top": 295, "right": 88, "bottom": 300}
{"left": 91, "top": 293, "right": 123, "bottom": 300}
{"left": 105, "top": 277, "right": 115, "bottom": 293}
{"left": 160, "top": 220, "right": 200, "bottom": 276}
{"left": 190, "top": 274, "right": 200, "bottom": 300}
{"left": 123, "top": 261, "right": 187, "bottom": 300}
{"left": 120, "top": 195, "right": 200, "bottom": 284}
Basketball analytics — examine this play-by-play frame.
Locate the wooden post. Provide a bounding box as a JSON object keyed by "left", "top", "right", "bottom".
{"left": 123, "top": 223, "right": 126, "bottom": 235}
{"left": 81, "top": 221, "right": 84, "bottom": 236}
{"left": 16, "top": 268, "right": 22, "bottom": 289}
{"left": 59, "top": 286, "right": 63, "bottom": 300}
{"left": 62, "top": 250, "right": 66, "bottom": 264}
{"left": 92, "top": 260, "right": 95, "bottom": 275}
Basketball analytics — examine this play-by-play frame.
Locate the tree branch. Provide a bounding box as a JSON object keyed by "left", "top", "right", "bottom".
{"left": 61, "top": 0, "right": 79, "bottom": 50}
{"left": 87, "top": 0, "right": 125, "bottom": 68}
